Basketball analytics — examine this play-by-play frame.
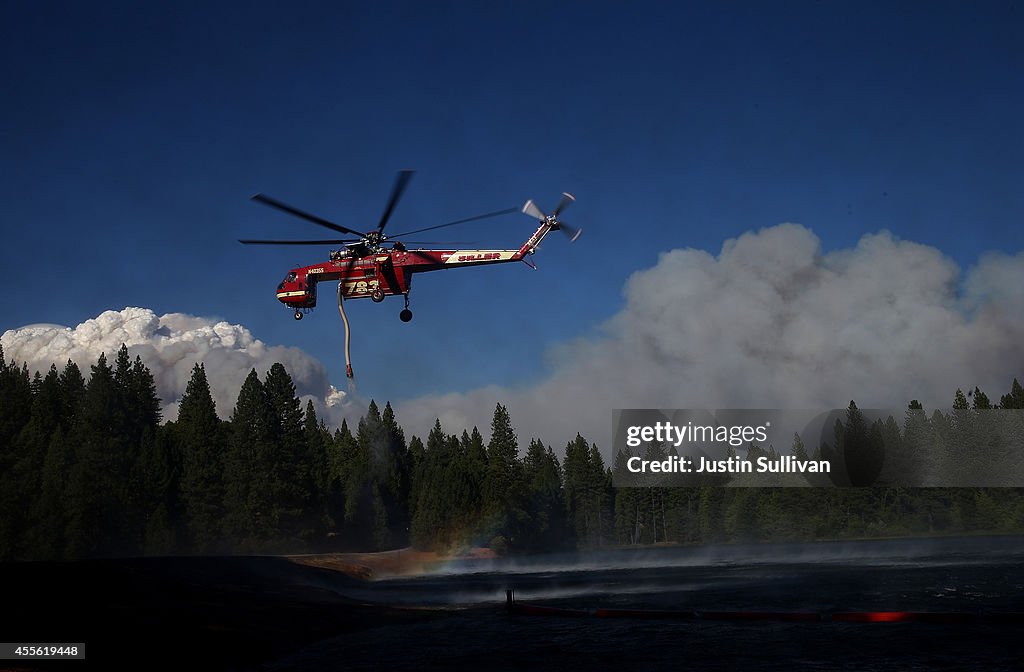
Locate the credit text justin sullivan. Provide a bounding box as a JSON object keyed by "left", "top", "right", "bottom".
{"left": 626, "top": 455, "right": 830, "bottom": 474}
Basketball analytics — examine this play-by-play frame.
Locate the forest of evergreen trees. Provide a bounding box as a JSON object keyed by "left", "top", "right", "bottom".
{"left": 2, "top": 342, "right": 1024, "bottom": 562}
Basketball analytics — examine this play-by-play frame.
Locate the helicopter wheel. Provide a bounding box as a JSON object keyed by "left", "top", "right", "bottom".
{"left": 399, "top": 309, "right": 413, "bottom": 322}
{"left": 294, "top": 310, "right": 304, "bottom": 320}
{"left": 370, "top": 289, "right": 385, "bottom": 303}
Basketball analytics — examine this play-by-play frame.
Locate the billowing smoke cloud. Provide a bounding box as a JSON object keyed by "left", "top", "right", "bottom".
{"left": 0, "top": 307, "right": 348, "bottom": 421}
{"left": 393, "top": 224, "right": 1024, "bottom": 452}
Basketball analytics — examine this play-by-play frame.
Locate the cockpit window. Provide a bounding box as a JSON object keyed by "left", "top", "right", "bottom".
{"left": 285, "top": 271, "right": 298, "bottom": 283}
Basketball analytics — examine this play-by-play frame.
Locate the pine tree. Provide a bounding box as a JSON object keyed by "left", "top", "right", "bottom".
{"left": 381, "top": 402, "right": 411, "bottom": 546}
{"left": 0, "top": 346, "right": 33, "bottom": 448}
{"left": 337, "top": 418, "right": 364, "bottom": 539}
{"left": 458, "top": 429, "right": 485, "bottom": 521}
{"left": 521, "top": 439, "right": 570, "bottom": 551}
{"left": 410, "top": 419, "right": 449, "bottom": 549}
{"left": 304, "top": 400, "right": 331, "bottom": 546}
{"left": 58, "top": 360, "right": 86, "bottom": 428}
{"left": 481, "top": 404, "right": 522, "bottom": 545}
{"left": 874, "top": 414, "right": 907, "bottom": 486}
{"left": 997, "top": 381, "right": 1024, "bottom": 485}
{"left": 131, "top": 357, "right": 162, "bottom": 428}
{"left": 840, "top": 401, "right": 883, "bottom": 486}
{"left": 446, "top": 432, "right": 483, "bottom": 549}
{"left": 591, "top": 444, "right": 614, "bottom": 546}
{"left": 18, "top": 366, "right": 66, "bottom": 558}
{"left": 408, "top": 420, "right": 489, "bottom": 551}
{"left": 355, "top": 400, "right": 391, "bottom": 549}
{"left": 324, "top": 420, "right": 358, "bottom": 546}
{"left": 0, "top": 350, "right": 33, "bottom": 558}
{"left": 563, "top": 434, "right": 589, "bottom": 543}
{"left": 951, "top": 389, "right": 973, "bottom": 445}
{"left": 563, "top": 434, "right": 610, "bottom": 548}
{"left": 264, "top": 363, "right": 311, "bottom": 546}
{"left": 66, "top": 353, "right": 130, "bottom": 557}
{"left": 112, "top": 345, "right": 134, "bottom": 445}
{"left": 113, "top": 344, "right": 132, "bottom": 388}
{"left": 640, "top": 441, "right": 669, "bottom": 543}
{"left": 999, "top": 379, "right": 1024, "bottom": 409}
{"left": 120, "top": 356, "right": 164, "bottom": 552}
{"left": 30, "top": 366, "right": 62, "bottom": 431}
{"left": 465, "top": 426, "right": 487, "bottom": 473}
{"left": 21, "top": 360, "right": 87, "bottom": 560}
{"left": 178, "top": 363, "right": 226, "bottom": 552}
{"left": 951, "top": 388, "right": 984, "bottom": 483}
{"left": 406, "top": 434, "right": 426, "bottom": 523}
{"left": 901, "top": 400, "right": 929, "bottom": 486}
{"left": 791, "top": 432, "right": 808, "bottom": 461}
{"left": 326, "top": 401, "right": 403, "bottom": 550}
{"left": 613, "top": 448, "right": 642, "bottom": 544}
{"left": 224, "top": 369, "right": 278, "bottom": 549}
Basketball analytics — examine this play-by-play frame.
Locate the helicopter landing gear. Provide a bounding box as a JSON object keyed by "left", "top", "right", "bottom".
{"left": 294, "top": 310, "right": 303, "bottom": 321}
{"left": 370, "top": 288, "right": 385, "bottom": 303}
{"left": 399, "top": 294, "right": 412, "bottom": 322}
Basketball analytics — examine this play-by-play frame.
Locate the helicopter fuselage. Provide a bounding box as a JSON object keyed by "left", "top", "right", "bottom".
{"left": 275, "top": 217, "right": 554, "bottom": 310}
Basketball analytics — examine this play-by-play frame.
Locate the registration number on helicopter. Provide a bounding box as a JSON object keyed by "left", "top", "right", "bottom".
{"left": 343, "top": 279, "right": 380, "bottom": 295}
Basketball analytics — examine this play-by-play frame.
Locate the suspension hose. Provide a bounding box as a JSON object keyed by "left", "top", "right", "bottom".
{"left": 337, "top": 282, "right": 353, "bottom": 379}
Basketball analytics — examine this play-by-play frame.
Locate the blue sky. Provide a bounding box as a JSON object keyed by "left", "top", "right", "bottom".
{"left": 2, "top": 1, "right": 1022, "bottom": 408}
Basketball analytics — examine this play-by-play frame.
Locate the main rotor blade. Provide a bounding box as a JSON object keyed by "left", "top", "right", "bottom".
{"left": 238, "top": 238, "right": 354, "bottom": 245}
{"left": 557, "top": 221, "right": 582, "bottom": 242}
{"left": 552, "top": 192, "right": 576, "bottom": 217}
{"left": 251, "top": 194, "right": 367, "bottom": 237}
{"left": 391, "top": 207, "right": 517, "bottom": 237}
{"left": 377, "top": 169, "right": 415, "bottom": 233}
{"left": 521, "top": 199, "right": 546, "bottom": 220}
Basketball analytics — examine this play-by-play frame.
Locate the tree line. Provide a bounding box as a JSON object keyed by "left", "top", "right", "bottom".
{"left": 0, "top": 345, "right": 602, "bottom": 559}
{"left": 612, "top": 387, "right": 1024, "bottom": 544}
{"left": 2, "top": 343, "right": 1023, "bottom": 561}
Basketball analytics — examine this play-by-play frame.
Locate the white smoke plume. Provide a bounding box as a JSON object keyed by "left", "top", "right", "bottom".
{"left": 0, "top": 307, "right": 347, "bottom": 421}
{"left": 393, "top": 224, "right": 1024, "bottom": 451}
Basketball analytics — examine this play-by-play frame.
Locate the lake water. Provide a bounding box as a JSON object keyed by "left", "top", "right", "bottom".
{"left": 268, "top": 536, "right": 1024, "bottom": 671}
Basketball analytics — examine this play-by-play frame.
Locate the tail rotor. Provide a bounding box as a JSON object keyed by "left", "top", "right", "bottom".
{"left": 521, "top": 192, "right": 581, "bottom": 242}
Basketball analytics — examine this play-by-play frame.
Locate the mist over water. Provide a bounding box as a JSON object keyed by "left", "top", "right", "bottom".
{"left": 328, "top": 536, "right": 1024, "bottom": 609}
{"left": 422, "top": 535, "right": 1024, "bottom": 578}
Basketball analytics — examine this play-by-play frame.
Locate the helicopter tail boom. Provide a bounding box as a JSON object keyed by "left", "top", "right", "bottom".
{"left": 433, "top": 195, "right": 579, "bottom": 267}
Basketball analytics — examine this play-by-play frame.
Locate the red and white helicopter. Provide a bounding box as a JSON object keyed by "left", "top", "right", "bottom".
{"left": 241, "top": 170, "right": 579, "bottom": 323}
{"left": 240, "top": 171, "right": 580, "bottom": 377}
